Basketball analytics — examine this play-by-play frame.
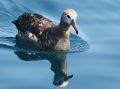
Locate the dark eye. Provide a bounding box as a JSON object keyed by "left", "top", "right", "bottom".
{"left": 67, "top": 15, "right": 71, "bottom": 18}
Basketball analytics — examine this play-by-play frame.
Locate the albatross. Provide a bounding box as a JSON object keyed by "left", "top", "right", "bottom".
{"left": 12, "top": 9, "right": 78, "bottom": 51}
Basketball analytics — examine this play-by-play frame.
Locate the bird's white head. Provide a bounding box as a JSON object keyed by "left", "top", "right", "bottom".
{"left": 61, "top": 9, "right": 78, "bottom": 34}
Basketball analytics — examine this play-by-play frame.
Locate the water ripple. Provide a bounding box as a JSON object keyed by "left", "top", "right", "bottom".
{"left": 0, "top": 34, "right": 89, "bottom": 53}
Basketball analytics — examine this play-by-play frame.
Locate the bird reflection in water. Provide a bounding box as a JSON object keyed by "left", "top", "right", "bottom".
{"left": 14, "top": 50, "right": 73, "bottom": 87}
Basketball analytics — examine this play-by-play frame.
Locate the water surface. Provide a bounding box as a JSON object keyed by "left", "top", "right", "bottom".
{"left": 0, "top": 0, "right": 120, "bottom": 89}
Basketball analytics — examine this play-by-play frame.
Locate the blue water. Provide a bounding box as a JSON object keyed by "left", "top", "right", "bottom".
{"left": 0, "top": 0, "right": 120, "bottom": 89}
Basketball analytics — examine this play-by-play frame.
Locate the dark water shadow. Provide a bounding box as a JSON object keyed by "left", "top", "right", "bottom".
{"left": 13, "top": 34, "right": 89, "bottom": 87}
{"left": 14, "top": 50, "right": 73, "bottom": 87}
{"left": 0, "top": 34, "right": 89, "bottom": 87}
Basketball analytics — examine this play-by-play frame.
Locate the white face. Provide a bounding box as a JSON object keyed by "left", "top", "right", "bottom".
{"left": 62, "top": 14, "right": 72, "bottom": 24}
{"left": 61, "top": 9, "right": 79, "bottom": 34}
{"left": 62, "top": 9, "right": 78, "bottom": 25}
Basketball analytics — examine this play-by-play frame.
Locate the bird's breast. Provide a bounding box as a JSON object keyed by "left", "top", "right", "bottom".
{"left": 54, "top": 38, "right": 70, "bottom": 51}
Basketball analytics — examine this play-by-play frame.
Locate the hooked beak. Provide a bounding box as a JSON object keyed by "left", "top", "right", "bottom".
{"left": 64, "top": 74, "right": 73, "bottom": 81}
{"left": 71, "top": 20, "right": 78, "bottom": 35}
{"left": 53, "top": 74, "right": 73, "bottom": 87}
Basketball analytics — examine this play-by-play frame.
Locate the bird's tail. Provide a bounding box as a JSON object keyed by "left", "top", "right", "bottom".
{"left": 11, "top": 20, "right": 17, "bottom": 25}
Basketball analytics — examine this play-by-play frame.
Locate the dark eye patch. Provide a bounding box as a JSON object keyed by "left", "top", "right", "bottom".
{"left": 67, "top": 15, "right": 71, "bottom": 18}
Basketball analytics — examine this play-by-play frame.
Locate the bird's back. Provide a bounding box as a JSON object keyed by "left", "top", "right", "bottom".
{"left": 12, "top": 12, "right": 57, "bottom": 37}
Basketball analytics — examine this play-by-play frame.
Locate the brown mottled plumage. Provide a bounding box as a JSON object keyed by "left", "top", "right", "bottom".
{"left": 12, "top": 9, "right": 78, "bottom": 51}
{"left": 13, "top": 13, "right": 56, "bottom": 37}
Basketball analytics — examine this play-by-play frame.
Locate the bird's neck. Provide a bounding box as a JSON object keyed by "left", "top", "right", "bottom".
{"left": 58, "top": 21, "right": 71, "bottom": 38}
